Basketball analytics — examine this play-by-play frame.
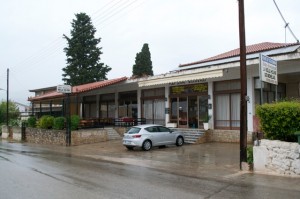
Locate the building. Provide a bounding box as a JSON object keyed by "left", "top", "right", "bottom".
{"left": 28, "top": 42, "right": 300, "bottom": 136}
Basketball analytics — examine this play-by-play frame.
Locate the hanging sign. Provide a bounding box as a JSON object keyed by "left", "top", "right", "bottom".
{"left": 57, "top": 85, "right": 72, "bottom": 93}
{"left": 259, "top": 54, "right": 278, "bottom": 85}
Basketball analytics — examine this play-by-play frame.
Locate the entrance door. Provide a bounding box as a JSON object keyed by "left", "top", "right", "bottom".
{"left": 188, "top": 96, "right": 197, "bottom": 128}
{"left": 178, "top": 97, "right": 187, "bottom": 128}
{"left": 198, "top": 96, "right": 209, "bottom": 129}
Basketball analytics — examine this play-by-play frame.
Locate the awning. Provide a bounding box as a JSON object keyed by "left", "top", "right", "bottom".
{"left": 138, "top": 69, "right": 223, "bottom": 87}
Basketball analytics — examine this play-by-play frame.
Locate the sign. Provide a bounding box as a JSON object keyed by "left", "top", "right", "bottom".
{"left": 57, "top": 85, "right": 72, "bottom": 93}
{"left": 259, "top": 54, "right": 278, "bottom": 85}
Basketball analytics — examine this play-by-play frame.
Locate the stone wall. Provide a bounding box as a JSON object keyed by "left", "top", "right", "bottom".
{"left": 208, "top": 130, "right": 253, "bottom": 143}
{"left": 1, "top": 125, "right": 108, "bottom": 146}
{"left": 254, "top": 139, "right": 300, "bottom": 176}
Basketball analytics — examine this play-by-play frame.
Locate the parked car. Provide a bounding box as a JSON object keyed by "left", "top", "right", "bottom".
{"left": 122, "top": 124, "right": 184, "bottom": 151}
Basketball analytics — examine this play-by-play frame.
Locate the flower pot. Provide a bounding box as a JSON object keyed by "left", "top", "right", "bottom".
{"left": 203, "top": 123, "right": 209, "bottom": 130}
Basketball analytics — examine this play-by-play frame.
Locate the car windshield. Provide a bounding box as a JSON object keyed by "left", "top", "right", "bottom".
{"left": 127, "top": 127, "right": 141, "bottom": 134}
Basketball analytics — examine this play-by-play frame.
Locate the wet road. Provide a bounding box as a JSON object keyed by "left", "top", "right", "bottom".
{"left": 1, "top": 140, "right": 300, "bottom": 199}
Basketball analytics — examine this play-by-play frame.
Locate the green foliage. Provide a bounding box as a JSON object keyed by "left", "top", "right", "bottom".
{"left": 247, "top": 146, "right": 253, "bottom": 164}
{"left": 0, "top": 101, "right": 21, "bottom": 124}
{"left": 256, "top": 100, "right": 300, "bottom": 142}
{"left": 71, "top": 115, "right": 80, "bottom": 130}
{"left": 27, "top": 116, "right": 37, "bottom": 127}
{"left": 53, "top": 117, "right": 65, "bottom": 130}
{"left": 203, "top": 115, "right": 211, "bottom": 123}
{"left": 38, "top": 115, "right": 54, "bottom": 129}
{"left": 62, "top": 12, "right": 111, "bottom": 86}
{"left": 132, "top": 43, "right": 153, "bottom": 78}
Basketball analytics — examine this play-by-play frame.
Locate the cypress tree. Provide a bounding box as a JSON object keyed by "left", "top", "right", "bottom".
{"left": 62, "top": 13, "right": 111, "bottom": 86}
{"left": 132, "top": 43, "right": 153, "bottom": 78}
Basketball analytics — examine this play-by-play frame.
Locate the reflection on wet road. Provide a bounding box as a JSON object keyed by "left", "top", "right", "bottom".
{"left": 0, "top": 140, "right": 300, "bottom": 199}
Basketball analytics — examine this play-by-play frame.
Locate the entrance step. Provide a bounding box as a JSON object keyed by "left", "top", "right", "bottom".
{"left": 106, "top": 128, "right": 122, "bottom": 140}
{"left": 178, "top": 129, "right": 205, "bottom": 144}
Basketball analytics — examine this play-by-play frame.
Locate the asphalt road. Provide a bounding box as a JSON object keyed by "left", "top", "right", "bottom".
{"left": 1, "top": 140, "right": 300, "bottom": 199}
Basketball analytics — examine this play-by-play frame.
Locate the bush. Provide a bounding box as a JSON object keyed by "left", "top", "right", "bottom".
{"left": 256, "top": 100, "right": 300, "bottom": 142}
{"left": 53, "top": 117, "right": 65, "bottom": 130}
{"left": 38, "top": 115, "right": 54, "bottom": 129}
{"left": 247, "top": 146, "right": 253, "bottom": 164}
{"left": 27, "top": 116, "right": 37, "bottom": 127}
{"left": 71, "top": 115, "right": 80, "bottom": 130}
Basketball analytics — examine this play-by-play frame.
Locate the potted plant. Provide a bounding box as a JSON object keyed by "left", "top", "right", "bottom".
{"left": 203, "top": 115, "right": 211, "bottom": 130}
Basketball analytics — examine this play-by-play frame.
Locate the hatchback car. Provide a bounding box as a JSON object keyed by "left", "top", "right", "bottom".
{"left": 122, "top": 124, "right": 184, "bottom": 151}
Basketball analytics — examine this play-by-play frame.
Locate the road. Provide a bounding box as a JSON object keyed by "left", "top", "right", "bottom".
{"left": 1, "top": 141, "right": 300, "bottom": 199}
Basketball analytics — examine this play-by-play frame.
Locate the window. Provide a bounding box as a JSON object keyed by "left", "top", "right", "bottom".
{"left": 214, "top": 80, "right": 241, "bottom": 130}
{"left": 254, "top": 77, "right": 286, "bottom": 104}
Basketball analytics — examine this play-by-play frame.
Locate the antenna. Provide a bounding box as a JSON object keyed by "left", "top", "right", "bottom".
{"left": 273, "top": 0, "right": 299, "bottom": 43}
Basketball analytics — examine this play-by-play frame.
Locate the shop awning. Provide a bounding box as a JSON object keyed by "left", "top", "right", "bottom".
{"left": 138, "top": 69, "right": 223, "bottom": 87}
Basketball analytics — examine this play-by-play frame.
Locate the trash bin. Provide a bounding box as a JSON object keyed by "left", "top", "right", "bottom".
{"left": 294, "top": 131, "right": 300, "bottom": 144}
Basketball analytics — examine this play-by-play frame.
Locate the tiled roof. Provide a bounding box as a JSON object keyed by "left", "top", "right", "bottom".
{"left": 28, "top": 77, "right": 128, "bottom": 101}
{"left": 179, "top": 42, "right": 299, "bottom": 67}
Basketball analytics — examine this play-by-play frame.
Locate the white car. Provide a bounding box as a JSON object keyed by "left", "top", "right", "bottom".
{"left": 122, "top": 124, "right": 184, "bottom": 151}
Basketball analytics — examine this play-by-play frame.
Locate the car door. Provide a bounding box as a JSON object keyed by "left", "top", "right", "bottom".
{"left": 157, "top": 126, "right": 174, "bottom": 145}
{"left": 145, "top": 126, "right": 162, "bottom": 146}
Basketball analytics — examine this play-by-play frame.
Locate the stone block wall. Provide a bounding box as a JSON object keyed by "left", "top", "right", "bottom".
{"left": 208, "top": 130, "right": 253, "bottom": 143}
{"left": 1, "top": 125, "right": 108, "bottom": 146}
{"left": 71, "top": 129, "right": 107, "bottom": 145}
{"left": 254, "top": 139, "right": 300, "bottom": 176}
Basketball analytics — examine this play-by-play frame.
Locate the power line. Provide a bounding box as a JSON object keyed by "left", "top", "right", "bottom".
{"left": 1, "top": 0, "right": 143, "bottom": 79}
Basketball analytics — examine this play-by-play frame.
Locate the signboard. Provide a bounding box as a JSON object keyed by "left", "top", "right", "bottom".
{"left": 57, "top": 85, "right": 72, "bottom": 93}
{"left": 259, "top": 54, "right": 278, "bottom": 85}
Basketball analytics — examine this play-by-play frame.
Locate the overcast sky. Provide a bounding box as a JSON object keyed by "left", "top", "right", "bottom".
{"left": 1, "top": 0, "right": 299, "bottom": 105}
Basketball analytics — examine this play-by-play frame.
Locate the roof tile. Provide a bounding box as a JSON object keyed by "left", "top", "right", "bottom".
{"left": 179, "top": 42, "right": 298, "bottom": 67}
{"left": 28, "top": 77, "right": 127, "bottom": 101}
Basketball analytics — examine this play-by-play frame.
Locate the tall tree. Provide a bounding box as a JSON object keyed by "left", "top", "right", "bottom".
{"left": 132, "top": 43, "right": 153, "bottom": 78}
{"left": 62, "top": 13, "right": 111, "bottom": 86}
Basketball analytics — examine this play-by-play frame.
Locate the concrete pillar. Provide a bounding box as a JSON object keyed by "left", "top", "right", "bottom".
{"left": 137, "top": 88, "right": 142, "bottom": 118}
{"left": 165, "top": 84, "right": 170, "bottom": 125}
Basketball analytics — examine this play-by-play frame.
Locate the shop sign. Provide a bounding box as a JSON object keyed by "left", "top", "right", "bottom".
{"left": 259, "top": 54, "right": 278, "bottom": 85}
{"left": 57, "top": 85, "right": 72, "bottom": 93}
{"left": 171, "top": 83, "right": 208, "bottom": 94}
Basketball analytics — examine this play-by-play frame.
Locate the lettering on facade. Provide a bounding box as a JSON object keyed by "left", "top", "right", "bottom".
{"left": 171, "top": 83, "right": 208, "bottom": 94}
{"left": 169, "top": 79, "right": 207, "bottom": 86}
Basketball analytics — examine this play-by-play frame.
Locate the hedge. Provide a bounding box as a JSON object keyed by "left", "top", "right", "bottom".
{"left": 256, "top": 101, "right": 300, "bottom": 142}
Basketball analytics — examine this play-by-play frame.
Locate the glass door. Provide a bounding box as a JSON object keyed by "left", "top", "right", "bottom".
{"left": 188, "top": 96, "right": 197, "bottom": 128}
{"left": 198, "top": 96, "right": 208, "bottom": 129}
{"left": 178, "top": 97, "right": 187, "bottom": 128}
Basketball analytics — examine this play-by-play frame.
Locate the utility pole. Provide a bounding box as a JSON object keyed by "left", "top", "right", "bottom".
{"left": 238, "top": 0, "right": 248, "bottom": 169}
{"left": 6, "top": 68, "right": 9, "bottom": 127}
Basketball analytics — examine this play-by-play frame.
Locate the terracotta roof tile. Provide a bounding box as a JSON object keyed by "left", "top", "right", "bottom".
{"left": 28, "top": 77, "right": 127, "bottom": 101}
{"left": 179, "top": 42, "right": 299, "bottom": 67}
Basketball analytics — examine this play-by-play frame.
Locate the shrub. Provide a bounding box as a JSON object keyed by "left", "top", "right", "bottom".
{"left": 256, "top": 100, "right": 300, "bottom": 142}
{"left": 53, "top": 117, "right": 65, "bottom": 130}
{"left": 247, "top": 146, "right": 253, "bottom": 164}
{"left": 38, "top": 115, "right": 54, "bottom": 129}
{"left": 70, "top": 115, "right": 80, "bottom": 130}
{"left": 27, "top": 116, "right": 37, "bottom": 127}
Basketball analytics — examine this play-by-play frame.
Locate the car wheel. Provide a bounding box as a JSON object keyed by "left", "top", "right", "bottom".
{"left": 126, "top": 146, "right": 134, "bottom": 150}
{"left": 142, "top": 140, "right": 152, "bottom": 151}
{"left": 176, "top": 136, "right": 184, "bottom": 146}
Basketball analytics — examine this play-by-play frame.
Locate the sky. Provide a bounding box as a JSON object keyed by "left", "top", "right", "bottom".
{"left": 1, "top": 0, "right": 299, "bottom": 105}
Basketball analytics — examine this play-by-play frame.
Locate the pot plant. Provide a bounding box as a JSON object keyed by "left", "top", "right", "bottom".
{"left": 203, "top": 115, "right": 211, "bottom": 130}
